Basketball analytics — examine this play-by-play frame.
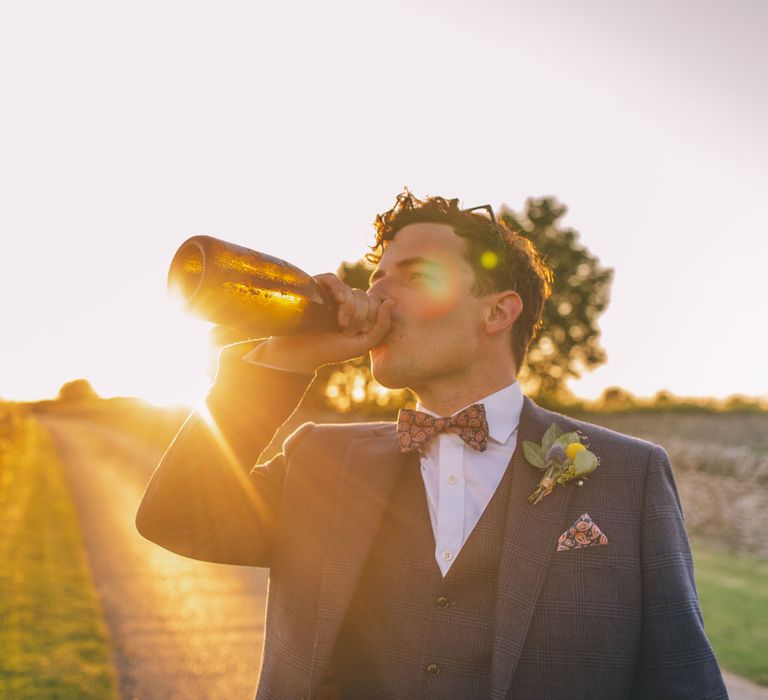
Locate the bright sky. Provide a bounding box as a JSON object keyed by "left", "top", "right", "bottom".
{"left": 1, "top": 0, "right": 766, "bottom": 406}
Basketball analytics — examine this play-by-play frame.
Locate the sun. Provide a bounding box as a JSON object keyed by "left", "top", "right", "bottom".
{"left": 138, "top": 308, "right": 219, "bottom": 410}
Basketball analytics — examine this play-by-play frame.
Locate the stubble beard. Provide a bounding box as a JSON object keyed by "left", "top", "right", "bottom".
{"left": 369, "top": 349, "right": 409, "bottom": 390}
{"left": 369, "top": 336, "right": 424, "bottom": 391}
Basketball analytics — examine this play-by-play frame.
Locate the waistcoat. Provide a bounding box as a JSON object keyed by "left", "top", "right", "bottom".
{"left": 333, "top": 455, "right": 514, "bottom": 699}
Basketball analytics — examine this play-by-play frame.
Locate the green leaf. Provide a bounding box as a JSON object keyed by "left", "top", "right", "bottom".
{"left": 541, "top": 423, "right": 564, "bottom": 453}
{"left": 523, "top": 441, "right": 547, "bottom": 469}
{"left": 573, "top": 449, "right": 599, "bottom": 476}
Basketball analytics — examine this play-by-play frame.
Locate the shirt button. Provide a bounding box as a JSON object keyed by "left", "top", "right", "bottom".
{"left": 447, "top": 474, "right": 458, "bottom": 485}
{"left": 426, "top": 663, "right": 440, "bottom": 676}
{"left": 442, "top": 550, "right": 453, "bottom": 561}
{"left": 436, "top": 596, "right": 450, "bottom": 609}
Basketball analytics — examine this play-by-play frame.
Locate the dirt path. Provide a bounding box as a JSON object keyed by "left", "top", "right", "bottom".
{"left": 39, "top": 414, "right": 269, "bottom": 700}
{"left": 723, "top": 672, "right": 768, "bottom": 700}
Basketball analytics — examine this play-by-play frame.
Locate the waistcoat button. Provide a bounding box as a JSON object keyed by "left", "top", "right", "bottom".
{"left": 426, "top": 663, "right": 440, "bottom": 676}
{"left": 436, "top": 596, "right": 450, "bottom": 608}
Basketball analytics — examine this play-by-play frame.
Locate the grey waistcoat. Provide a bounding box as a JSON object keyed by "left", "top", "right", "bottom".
{"left": 334, "top": 455, "right": 514, "bottom": 699}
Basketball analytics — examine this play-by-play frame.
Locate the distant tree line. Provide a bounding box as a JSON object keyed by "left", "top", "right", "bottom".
{"left": 573, "top": 387, "right": 767, "bottom": 414}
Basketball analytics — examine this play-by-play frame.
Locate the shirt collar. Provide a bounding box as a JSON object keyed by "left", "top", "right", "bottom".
{"left": 416, "top": 381, "right": 524, "bottom": 445}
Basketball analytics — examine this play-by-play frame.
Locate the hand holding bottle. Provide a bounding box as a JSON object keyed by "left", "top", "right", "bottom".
{"left": 256, "top": 273, "right": 394, "bottom": 374}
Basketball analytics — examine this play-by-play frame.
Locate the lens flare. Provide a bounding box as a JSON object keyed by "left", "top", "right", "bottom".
{"left": 480, "top": 250, "right": 499, "bottom": 270}
{"left": 194, "top": 402, "right": 275, "bottom": 532}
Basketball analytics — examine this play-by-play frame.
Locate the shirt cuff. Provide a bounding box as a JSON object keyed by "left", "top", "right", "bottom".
{"left": 241, "top": 342, "right": 315, "bottom": 376}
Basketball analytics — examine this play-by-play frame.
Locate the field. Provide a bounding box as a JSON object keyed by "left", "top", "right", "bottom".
{"left": 575, "top": 408, "right": 768, "bottom": 453}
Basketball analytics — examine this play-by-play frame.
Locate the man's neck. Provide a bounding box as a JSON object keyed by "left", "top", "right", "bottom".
{"left": 414, "top": 369, "right": 518, "bottom": 417}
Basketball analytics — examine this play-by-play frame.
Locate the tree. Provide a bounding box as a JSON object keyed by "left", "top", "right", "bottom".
{"left": 500, "top": 197, "right": 612, "bottom": 400}
{"left": 57, "top": 379, "right": 100, "bottom": 402}
{"left": 595, "top": 386, "right": 638, "bottom": 412}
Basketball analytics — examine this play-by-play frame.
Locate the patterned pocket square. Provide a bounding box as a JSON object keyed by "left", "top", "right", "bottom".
{"left": 557, "top": 512, "right": 609, "bottom": 552}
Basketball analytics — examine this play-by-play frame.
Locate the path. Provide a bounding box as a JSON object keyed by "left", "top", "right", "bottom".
{"left": 40, "top": 414, "right": 268, "bottom": 700}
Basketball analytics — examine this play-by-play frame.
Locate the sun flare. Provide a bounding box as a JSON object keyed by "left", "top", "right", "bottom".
{"left": 138, "top": 307, "right": 218, "bottom": 410}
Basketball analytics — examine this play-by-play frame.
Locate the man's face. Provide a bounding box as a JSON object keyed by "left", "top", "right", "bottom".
{"left": 368, "top": 222, "right": 488, "bottom": 391}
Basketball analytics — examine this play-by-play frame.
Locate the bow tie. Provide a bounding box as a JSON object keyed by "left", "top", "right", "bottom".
{"left": 397, "top": 404, "right": 489, "bottom": 454}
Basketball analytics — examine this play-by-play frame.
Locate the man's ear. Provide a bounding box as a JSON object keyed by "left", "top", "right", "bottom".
{"left": 484, "top": 291, "right": 523, "bottom": 335}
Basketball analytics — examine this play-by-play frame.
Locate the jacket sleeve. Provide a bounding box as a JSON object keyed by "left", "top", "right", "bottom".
{"left": 631, "top": 445, "right": 728, "bottom": 699}
{"left": 135, "top": 340, "right": 315, "bottom": 567}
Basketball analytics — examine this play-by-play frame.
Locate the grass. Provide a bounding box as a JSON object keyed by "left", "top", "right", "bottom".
{"left": 694, "top": 544, "right": 768, "bottom": 686}
{"left": 0, "top": 411, "right": 118, "bottom": 699}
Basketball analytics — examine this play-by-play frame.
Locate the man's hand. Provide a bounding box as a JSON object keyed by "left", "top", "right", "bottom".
{"left": 255, "top": 273, "right": 394, "bottom": 374}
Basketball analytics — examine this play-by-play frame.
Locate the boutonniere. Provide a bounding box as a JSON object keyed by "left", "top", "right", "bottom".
{"left": 523, "top": 423, "right": 599, "bottom": 504}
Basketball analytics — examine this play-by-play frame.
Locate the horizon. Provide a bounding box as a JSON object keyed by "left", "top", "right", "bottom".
{"left": 12, "top": 376, "right": 768, "bottom": 410}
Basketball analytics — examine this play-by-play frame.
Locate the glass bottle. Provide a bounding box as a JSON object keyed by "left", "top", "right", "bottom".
{"left": 168, "top": 235, "right": 338, "bottom": 336}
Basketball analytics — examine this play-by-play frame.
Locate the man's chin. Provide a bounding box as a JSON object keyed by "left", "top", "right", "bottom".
{"left": 369, "top": 356, "right": 408, "bottom": 391}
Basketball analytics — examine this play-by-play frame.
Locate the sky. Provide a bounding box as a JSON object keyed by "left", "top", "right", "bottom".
{"left": 1, "top": 0, "right": 766, "bottom": 406}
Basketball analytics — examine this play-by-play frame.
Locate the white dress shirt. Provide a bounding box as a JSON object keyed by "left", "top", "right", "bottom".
{"left": 416, "top": 382, "right": 524, "bottom": 576}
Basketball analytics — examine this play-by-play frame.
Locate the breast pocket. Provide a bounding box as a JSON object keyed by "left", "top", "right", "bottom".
{"left": 543, "top": 540, "right": 642, "bottom": 624}
{"left": 546, "top": 543, "right": 613, "bottom": 582}
{"left": 523, "top": 547, "right": 641, "bottom": 689}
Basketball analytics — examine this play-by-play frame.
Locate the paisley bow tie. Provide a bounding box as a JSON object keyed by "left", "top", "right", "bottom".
{"left": 397, "top": 404, "right": 489, "bottom": 453}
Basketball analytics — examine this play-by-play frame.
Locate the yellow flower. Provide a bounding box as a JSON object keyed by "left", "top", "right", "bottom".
{"left": 565, "top": 442, "right": 586, "bottom": 460}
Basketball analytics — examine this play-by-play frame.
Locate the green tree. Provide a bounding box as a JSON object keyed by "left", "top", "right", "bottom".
{"left": 500, "top": 197, "right": 613, "bottom": 400}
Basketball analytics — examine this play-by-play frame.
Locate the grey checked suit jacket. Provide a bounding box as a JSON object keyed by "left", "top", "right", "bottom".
{"left": 136, "top": 341, "right": 728, "bottom": 700}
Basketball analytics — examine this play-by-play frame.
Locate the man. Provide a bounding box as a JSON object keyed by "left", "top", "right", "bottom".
{"left": 136, "top": 193, "right": 727, "bottom": 699}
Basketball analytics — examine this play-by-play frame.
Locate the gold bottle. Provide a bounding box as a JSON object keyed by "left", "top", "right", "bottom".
{"left": 168, "top": 236, "right": 338, "bottom": 336}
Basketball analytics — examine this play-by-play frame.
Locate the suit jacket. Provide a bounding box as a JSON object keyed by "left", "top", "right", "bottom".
{"left": 136, "top": 342, "right": 727, "bottom": 700}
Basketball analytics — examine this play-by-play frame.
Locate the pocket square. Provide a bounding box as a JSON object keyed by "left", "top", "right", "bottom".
{"left": 557, "top": 512, "right": 608, "bottom": 552}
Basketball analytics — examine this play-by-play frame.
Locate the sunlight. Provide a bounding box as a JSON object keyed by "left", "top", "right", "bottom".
{"left": 194, "top": 399, "right": 276, "bottom": 530}
{"left": 138, "top": 305, "right": 217, "bottom": 409}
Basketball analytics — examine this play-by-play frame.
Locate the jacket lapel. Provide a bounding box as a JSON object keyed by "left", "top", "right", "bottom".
{"left": 490, "top": 397, "right": 577, "bottom": 700}
{"left": 309, "top": 426, "right": 414, "bottom": 692}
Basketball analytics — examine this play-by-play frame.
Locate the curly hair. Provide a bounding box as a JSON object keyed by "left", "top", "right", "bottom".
{"left": 369, "top": 191, "right": 553, "bottom": 369}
